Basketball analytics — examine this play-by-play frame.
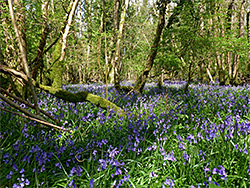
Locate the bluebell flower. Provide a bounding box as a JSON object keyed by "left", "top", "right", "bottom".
{"left": 149, "top": 171, "right": 158, "bottom": 177}
{"left": 98, "top": 159, "right": 107, "bottom": 171}
{"left": 6, "top": 174, "right": 11, "bottom": 179}
{"left": 70, "top": 166, "right": 76, "bottom": 176}
{"left": 76, "top": 165, "right": 82, "bottom": 177}
{"left": 162, "top": 177, "right": 175, "bottom": 188}
{"left": 13, "top": 163, "right": 18, "bottom": 171}
{"left": 68, "top": 180, "right": 76, "bottom": 188}
{"left": 164, "top": 151, "right": 177, "bottom": 162}
{"left": 40, "top": 165, "right": 45, "bottom": 173}
{"left": 89, "top": 179, "right": 94, "bottom": 188}
{"left": 12, "top": 183, "right": 20, "bottom": 188}
{"left": 203, "top": 163, "right": 210, "bottom": 177}
{"left": 247, "top": 167, "right": 250, "bottom": 175}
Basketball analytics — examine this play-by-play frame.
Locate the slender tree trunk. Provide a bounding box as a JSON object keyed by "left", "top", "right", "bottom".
{"left": 106, "top": 0, "right": 120, "bottom": 84}
{"left": 84, "top": 0, "right": 92, "bottom": 83}
{"left": 113, "top": 0, "right": 129, "bottom": 90}
{"left": 247, "top": 11, "right": 250, "bottom": 42}
{"left": 231, "top": 0, "right": 246, "bottom": 85}
{"left": 97, "top": 4, "right": 105, "bottom": 82}
{"left": 8, "top": 0, "right": 40, "bottom": 114}
{"left": 51, "top": 0, "right": 79, "bottom": 88}
{"left": 31, "top": 0, "right": 49, "bottom": 80}
{"left": 206, "top": 68, "right": 214, "bottom": 84}
{"left": 134, "top": 0, "right": 168, "bottom": 93}
{"left": 103, "top": 0, "right": 109, "bottom": 101}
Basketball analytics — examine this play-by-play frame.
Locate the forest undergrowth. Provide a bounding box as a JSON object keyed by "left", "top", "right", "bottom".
{"left": 0, "top": 81, "right": 250, "bottom": 188}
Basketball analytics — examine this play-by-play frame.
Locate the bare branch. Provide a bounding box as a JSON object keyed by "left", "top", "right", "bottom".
{"left": 0, "top": 87, "right": 61, "bottom": 126}
{"left": 0, "top": 107, "right": 70, "bottom": 132}
{"left": 8, "top": 0, "right": 40, "bottom": 114}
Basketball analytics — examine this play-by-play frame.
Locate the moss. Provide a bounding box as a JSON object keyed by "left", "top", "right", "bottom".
{"left": 39, "top": 84, "right": 125, "bottom": 117}
{"left": 51, "top": 42, "right": 63, "bottom": 88}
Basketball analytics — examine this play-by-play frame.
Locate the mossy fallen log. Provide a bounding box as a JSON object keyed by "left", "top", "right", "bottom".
{"left": 115, "top": 84, "right": 134, "bottom": 93}
{"left": 39, "top": 85, "right": 125, "bottom": 116}
{"left": 0, "top": 65, "right": 125, "bottom": 117}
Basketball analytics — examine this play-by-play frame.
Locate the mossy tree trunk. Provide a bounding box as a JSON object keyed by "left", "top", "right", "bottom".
{"left": 51, "top": 42, "right": 63, "bottom": 88}
{"left": 51, "top": 0, "right": 79, "bottom": 88}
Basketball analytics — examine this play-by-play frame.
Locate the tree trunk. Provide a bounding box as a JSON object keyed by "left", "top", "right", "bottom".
{"left": 105, "top": 0, "right": 120, "bottom": 84}
{"left": 84, "top": 0, "right": 92, "bottom": 83}
{"left": 134, "top": 0, "right": 168, "bottom": 93}
{"left": 113, "top": 0, "right": 129, "bottom": 90}
{"left": 8, "top": 0, "right": 40, "bottom": 114}
{"left": 51, "top": 0, "right": 79, "bottom": 88}
{"left": 231, "top": 0, "right": 246, "bottom": 85}
{"left": 31, "top": 0, "right": 49, "bottom": 81}
{"left": 97, "top": 6, "right": 105, "bottom": 82}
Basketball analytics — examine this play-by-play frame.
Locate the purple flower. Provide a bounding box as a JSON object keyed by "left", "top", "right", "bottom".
{"left": 13, "top": 183, "right": 19, "bottom": 188}
{"left": 70, "top": 167, "right": 76, "bottom": 176}
{"left": 214, "top": 181, "right": 219, "bottom": 186}
{"left": 13, "top": 163, "right": 18, "bottom": 171}
{"left": 247, "top": 166, "right": 250, "bottom": 175}
{"left": 20, "top": 169, "right": 25, "bottom": 174}
{"left": 147, "top": 142, "right": 157, "bottom": 151}
{"left": 76, "top": 165, "right": 82, "bottom": 177}
{"left": 68, "top": 180, "right": 76, "bottom": 188}
{"left": 164, "top": 151, "right": 177, "bottom": 162}
{"left": 204, "top": 163, "right": 210, "bottom": 177}
{"left": 39, "top": 182, "right": 44, "bottom": 186}
{"left": 89, "top": 179, "right": 94, "bottom": 188}
{"left": 183, "top": 151, "right": 189, "bottom": 161}
{"left": 149, "top": 171, "right": 158, "bottom": 177}
{"left": 115, "top": 167, "right": 122, "bottom": 175}
{"left": 6, "top": 174, "right": 11, "bottom": 179}
{"left": 123, "top": 173, "right": 130, "bottom": 182}
{"left": 40, "top": 165, "right": 45, "bottom": 173}
{"left": 163, "top": 177, "right": 175, "bottom": 188}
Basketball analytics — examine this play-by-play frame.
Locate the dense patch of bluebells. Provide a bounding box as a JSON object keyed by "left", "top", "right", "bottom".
{"left": 0, "top": 81, "right": 249, "bottom": 187}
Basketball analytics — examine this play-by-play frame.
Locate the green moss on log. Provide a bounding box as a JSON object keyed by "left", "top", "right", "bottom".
{"left": 51, "top": 42, "right": 63, "bottom": 88}
{"left": 39, "top": 85, "right": 125, "bottom": 116}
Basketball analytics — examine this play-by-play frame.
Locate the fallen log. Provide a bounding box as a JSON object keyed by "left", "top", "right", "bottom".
{"left": 0, "top": 65, "right": 125, "bottom": 117}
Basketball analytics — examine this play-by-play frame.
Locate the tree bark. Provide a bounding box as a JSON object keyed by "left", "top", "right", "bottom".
{"left": 8, "top": 0, "right": 40, "bottom": 114}
{"left": 133, "top": 0, "right": 168, "bottom": 93}
{"left": 51, "top": 0, "right": 79, "bottom": 88}
{"left": 31, "top": 0, "right": 49, "bottom": 81}
{"left": 105, "top": 0, "right": 120, "bottom": 84}
{"left": 113, "top": 0, "right": 129, "bottom": 90}
{"left": 97, "top": 6, "right": 105, "bottom": 82}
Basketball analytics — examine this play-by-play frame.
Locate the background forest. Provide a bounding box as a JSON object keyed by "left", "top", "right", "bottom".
{"left": 0, "top": 0, "right": 250, "bottom": 188}
{"left": 1, "top": 0, "right": 250, "bottom": 88}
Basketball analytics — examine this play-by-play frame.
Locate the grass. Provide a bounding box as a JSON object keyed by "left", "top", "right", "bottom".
{"left": 0, "top": 81, "right": 249, "bottom": 187}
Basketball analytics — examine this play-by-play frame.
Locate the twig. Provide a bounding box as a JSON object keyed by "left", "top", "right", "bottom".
{"left": 0, "top": 93, "right": 70, "bottom": 132}
{"left": 0, "top": 87, "right": 61, "bottom": 126}
{"left": 0, "top": 107, "right": 70, "bottom": 132}
{"left": 123, "top": 88, "right": 134, "bottom": 98}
